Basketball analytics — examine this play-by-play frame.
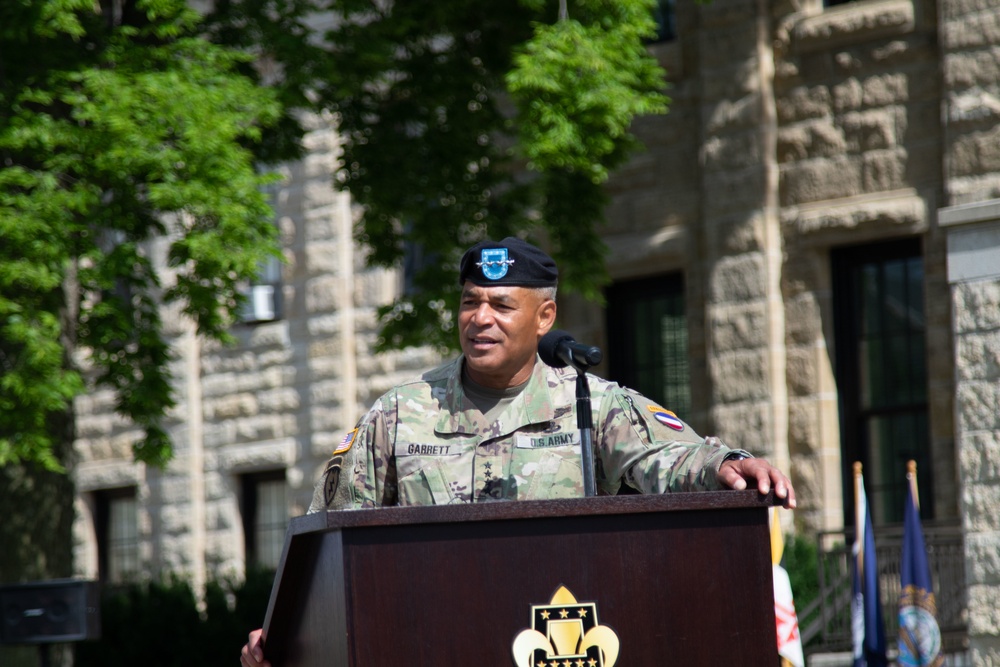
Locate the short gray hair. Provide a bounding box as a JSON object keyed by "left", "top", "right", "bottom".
{"left": 533, "top": 285, "right": 558, "bottom": 302}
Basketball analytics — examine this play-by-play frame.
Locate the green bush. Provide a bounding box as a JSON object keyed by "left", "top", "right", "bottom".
{"left": 74, "top": 568, "right": 274, "bottom": 667}
{"left": 784, "top": 533, "right": 819, "bottom": 606}
{"left": 782, "top": 532, "right": 820, "bottom": 646}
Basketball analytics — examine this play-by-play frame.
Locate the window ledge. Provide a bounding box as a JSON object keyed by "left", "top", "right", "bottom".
{"left": 790, "top": 0, "right": 915, "bottom": 54}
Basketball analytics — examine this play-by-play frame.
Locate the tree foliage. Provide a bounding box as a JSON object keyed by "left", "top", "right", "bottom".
{"left": 0, "top": 0, "right": 670, "bottom": 469}
{"left": 206, "top": 0, "right": 669, "bottom": 352}
{"left": 0, "top": 0, "right": 283, "bottom": 468}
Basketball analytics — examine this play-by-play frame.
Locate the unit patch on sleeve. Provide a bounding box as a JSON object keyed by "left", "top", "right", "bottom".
{"left": 646, "top": 405, "right": 685, "bottom": 432}
{"left": 322, "top": 455, "right": 344, "bottom": 506}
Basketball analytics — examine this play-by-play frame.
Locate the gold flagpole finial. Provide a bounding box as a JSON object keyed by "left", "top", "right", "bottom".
{"left": 907, "top": 459, "right": 920, "bottom": 510}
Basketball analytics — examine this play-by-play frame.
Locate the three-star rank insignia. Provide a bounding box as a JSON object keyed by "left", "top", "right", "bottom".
{"left": 512, "top": 586, "right": 619, "bottom": 667}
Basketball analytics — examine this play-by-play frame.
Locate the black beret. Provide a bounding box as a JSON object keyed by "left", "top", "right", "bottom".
{"left": 459, "top": 237, "right": 558, "bottom": 288}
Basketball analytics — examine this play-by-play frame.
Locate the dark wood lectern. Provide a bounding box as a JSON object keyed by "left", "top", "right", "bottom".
{"left": 262, "top": 491, "right": 780, "bottom": 666}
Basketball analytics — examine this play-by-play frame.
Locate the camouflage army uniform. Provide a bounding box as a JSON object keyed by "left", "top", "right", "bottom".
{"left": 309, "top": 356, "right": 750, "bottom": 511}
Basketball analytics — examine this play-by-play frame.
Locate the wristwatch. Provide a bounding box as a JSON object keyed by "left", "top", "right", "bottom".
{"left": 722, "top": 449, "right": 753, "bottom": 463}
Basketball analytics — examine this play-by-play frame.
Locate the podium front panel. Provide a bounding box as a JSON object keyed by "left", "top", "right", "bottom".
{"left": 263, "top": 492, "right": 778, "bottom": 667}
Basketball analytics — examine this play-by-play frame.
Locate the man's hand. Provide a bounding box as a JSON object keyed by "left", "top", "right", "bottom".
{"left": 718, "top": 457, "right": 796, "bottom": 509}
{"left": 240, "top": 628, "right": 270, "bottom": 667}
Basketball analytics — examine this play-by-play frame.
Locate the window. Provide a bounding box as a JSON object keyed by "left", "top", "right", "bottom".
{"left": 403, "top": 237, "right": 434, "bottom": 297}
{"left": 240, "top": 182, "right": 282, "bottom": 324}
{"left": 94, "top": 487, "right": 139, "bottom": 583}
{"left": 239, "top": 255, "right": 282, "bottom": 323}
{"left": 652, "top": 0, "right": 677, "bottom": 42}
{"left": 832, "top": 238, "right": 931, "bottom": 526}
{"left": 605, "top": 273, "right": 690, "bottom": 416}
{"left": 401, "top": 220, "right": 440, "bottom": 297}
{"left": 242, "top": 470, "right": 288, "bottom": 570}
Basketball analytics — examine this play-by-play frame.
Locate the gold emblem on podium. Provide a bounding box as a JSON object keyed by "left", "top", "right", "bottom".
{"left": 512, "top": 586, "right": 620, "bottom": 667}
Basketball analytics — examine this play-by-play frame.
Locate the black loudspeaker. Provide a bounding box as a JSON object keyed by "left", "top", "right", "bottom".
{"left": 0, "top": 580, "right": 101, "bottom": 645}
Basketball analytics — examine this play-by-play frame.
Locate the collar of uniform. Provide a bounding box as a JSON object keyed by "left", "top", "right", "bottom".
{"left": 435, "top": 355, "right": 556, "bottom": 435}
{"left": 434, "top": 356, "right": 485, "bottom": 435}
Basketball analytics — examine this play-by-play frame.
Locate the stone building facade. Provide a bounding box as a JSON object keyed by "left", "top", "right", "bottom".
{"left": 71, "top": 0, "right": 1000, "bottom": 662}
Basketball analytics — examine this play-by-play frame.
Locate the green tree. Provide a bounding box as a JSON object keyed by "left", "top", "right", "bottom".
{"left": 1, "top": 0, "right": 282, "bottom": 468}
{"left": 206, "top": 0, "right": 669, "bottom": 351}
{"left": 0, "top": 1, "right": 283, "bottom": 638}
{"left": 2, "top": 0, "right": 670, "bottom": 468}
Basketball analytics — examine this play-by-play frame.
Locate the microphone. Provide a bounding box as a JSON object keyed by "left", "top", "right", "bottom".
{"left": 538, "top": 329, "right": 603, "bottom": 370}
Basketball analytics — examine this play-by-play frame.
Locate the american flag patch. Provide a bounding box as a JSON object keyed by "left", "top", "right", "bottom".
{"left": 334, "top": 428, "right": 357, "bottom": 455}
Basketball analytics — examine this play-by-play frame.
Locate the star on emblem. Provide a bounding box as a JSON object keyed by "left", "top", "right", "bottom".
{"left": 541, "top": 610, "right": 550, "bottom": 620}
{"left": 578, "top": 609, "right": 588, "bottom": 617}
{"left": 559, "top": 609, "right": 569, "bottom": 618}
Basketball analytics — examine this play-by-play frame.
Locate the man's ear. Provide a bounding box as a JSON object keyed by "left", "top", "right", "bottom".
{"left": 537, "top": 298, "right": 557, "bottom": 335}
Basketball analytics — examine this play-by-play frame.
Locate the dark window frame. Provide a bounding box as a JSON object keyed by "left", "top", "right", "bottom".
{"left": 831, "top": 237, "right": 932, "bottom": 527}
{"left": 241, "top": 469, "right": 288, "bottom": 569}
{"left": 239, "top": 254, "right": 283, "bottom": 324}
{"left": 93, "top": 486, "right": 139, "bottom": 584}
{"left": 651, "top": 0, "right": 677, "bottom": 43}
{"left": 605, "top": 272, "right": 689, "bottom": 416}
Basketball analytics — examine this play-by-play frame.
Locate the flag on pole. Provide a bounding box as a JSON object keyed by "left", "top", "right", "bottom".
{"left": 898, "top": 460, "right": 944, "bottom": 666}
{"left": 770, "top": 508, "right": 805, "bottom": 667}
{"left": 851, "top": 462, "right": 888, "bottom": 667}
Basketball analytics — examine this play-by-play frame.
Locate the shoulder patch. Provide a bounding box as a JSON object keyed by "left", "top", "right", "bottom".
{"left": 646, "top": 405, "right": 684, "bottom": 432}
{"left": 334, "top": 428, "right": 357, "bottom": 455}
{"left": 322, "top": 455, "right": 344, "bottom": 507}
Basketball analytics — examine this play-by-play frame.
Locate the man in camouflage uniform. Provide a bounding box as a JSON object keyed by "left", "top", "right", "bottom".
{"left": 306, "top": 236, "right": 795, "bottom": 510}
{"left": 242, "top": 237, "right": 795, "bottom": 667}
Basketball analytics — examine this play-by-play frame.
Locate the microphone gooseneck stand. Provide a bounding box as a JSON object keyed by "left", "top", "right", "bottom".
{"left": 574, "top": 365, "right": 597, "bottom": 497}
{"left": 537, "top": 329, "right": 603, "bottom": 497}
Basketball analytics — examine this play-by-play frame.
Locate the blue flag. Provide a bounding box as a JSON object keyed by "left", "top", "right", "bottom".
{"left": 851, "top": 468, "right": 887, "bottom": 667}
{"left": 898, "top": 468, "right": 943, "bottom": 666}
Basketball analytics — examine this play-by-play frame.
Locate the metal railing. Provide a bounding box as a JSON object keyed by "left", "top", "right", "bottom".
{"left": 798, "top": 521, "right": 967, "bottom": 659}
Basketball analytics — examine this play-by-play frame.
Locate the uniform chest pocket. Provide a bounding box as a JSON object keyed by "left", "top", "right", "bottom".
{"left": 511, "top": 432, "right": 584, "bottom": 500}
{"left": 395, "top": 441, "right": 472, "bottom": 506}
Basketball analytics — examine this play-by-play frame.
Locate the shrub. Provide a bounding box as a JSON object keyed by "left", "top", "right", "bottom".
{"left": 74, "top": 568, "right": 274, "bottom": 667}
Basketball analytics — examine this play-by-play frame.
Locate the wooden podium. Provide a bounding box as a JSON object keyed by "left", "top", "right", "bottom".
{"left": 261, "top": 491, "right": 780, "bottom": 666}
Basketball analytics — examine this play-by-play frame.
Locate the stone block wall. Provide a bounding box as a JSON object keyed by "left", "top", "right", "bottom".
{"left": 72, "top": 114, "right": 441, "bottom": 587}
{"left": 943, "top": 202, "right": 1000, "bottom": 666}
{"left": 773, "top": 0, "right": 955, "bottom": 531}
{"left": 562, "top": 0, "right": 961, "bottom": 536}
{"left": 941, "top": 0, "right": 1000, "bottom": 657}
{"left": 941, "top": 0, "right": 1000, "bottom": 204}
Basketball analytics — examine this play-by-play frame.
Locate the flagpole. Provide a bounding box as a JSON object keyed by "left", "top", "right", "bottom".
{"left": 853, "top": 461, "right": 863, "bottom": 569}
{"left": 851, "top": 461, "right": 865, "bottom": 667}
{"left": 899, "top": 458, "right": 944, "bottom": 666}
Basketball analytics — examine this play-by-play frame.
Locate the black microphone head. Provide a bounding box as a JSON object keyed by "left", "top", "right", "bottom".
{"left": 538, "top": 329, "right": 575, "bottom": 368}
